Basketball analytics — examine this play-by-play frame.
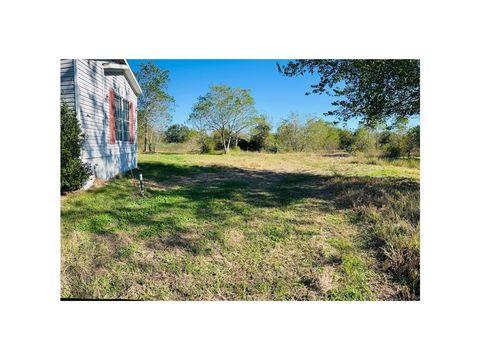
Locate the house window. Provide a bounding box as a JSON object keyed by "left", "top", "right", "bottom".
{"left": 114, "top": 95, "right": 130, "bottom": 142}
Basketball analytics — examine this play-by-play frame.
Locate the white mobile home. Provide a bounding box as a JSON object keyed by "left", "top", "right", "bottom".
{"left": 60, "top": 59, "right": 142, "bottom": 186}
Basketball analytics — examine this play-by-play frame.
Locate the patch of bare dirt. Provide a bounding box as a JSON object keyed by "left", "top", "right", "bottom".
{"left": 144, "top": 167, "right": 289, "bottom": 191}
{"left": 301, "top": 266, "right": 336, "bottom": 295}
{"left": 322, "top": 152, "right": 352, "bottom": 158}
{"left": 225, "top": 228, "right": 245, "bottom": 246}
{"left": 146, "top": 230, "right": 202, "bottom": 252}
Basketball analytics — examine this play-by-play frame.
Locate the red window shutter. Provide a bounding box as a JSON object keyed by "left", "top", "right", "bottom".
{"left": 108, "top": 89, "right": 116, "bottom": 144}
{"left": 129, "top": 102, "right": 135, "bottom": 144}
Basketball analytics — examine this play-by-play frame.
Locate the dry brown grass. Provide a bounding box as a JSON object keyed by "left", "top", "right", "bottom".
{"left": 156, "top": 152, "right": 420, "bottom": 179}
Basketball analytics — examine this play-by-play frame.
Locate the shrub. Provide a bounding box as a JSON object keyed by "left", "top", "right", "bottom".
{"left": 338, "top": 129, "right": 354, "bottom": 152}
{"left": 338, "top": 129, "right": 353, "bottom": 152}
{"left": 249, "top": 116, "right": 272, "bottom": 151}
{"left": 351, "top": 127, "right": 375, "bottom": 154}
{"left": 405, "top": 125, "right": 420, "bottom": 157}
{"left": 277, "top": 113, "right": 307, "bottom": 152}
{"left": 165, "top": 124, "right": 193, "bottom": 143}
{"left": 61, "top": 102, "right": 92, "bottom": 193}
{"left": 384, "top": 143, "right": 404, "bottom": 158}
{"left": 382, "top": 132, "right": 407, "bottom": 158}
{"left": 268, "top": 144, "right": 279, "bottom": 153}
{"left": 305, "top": 118, "right": 340, "bottom": 152}
{"left": 237, "top": 138, "right": 250, "bottom": 151}
{"left": 198, "top": 134, "right": 215, "bottom": 153}
{"left": 379, "top": 126, "right": 420, "bottom": 159}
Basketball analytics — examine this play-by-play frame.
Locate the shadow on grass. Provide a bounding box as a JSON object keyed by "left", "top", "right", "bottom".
{"left": 63, "top": 161, "right": 418, "bottom": 247}
{"left": 62, "top": 160, "right": 420, "bottom": 298}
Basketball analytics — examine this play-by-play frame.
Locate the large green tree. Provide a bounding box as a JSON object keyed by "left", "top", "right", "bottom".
{"left": 135, "top": 61, "right": 175, "bottom": 152}
{"left": 278, "top": 60, "right": 420, "bottom": 128}
{"left": 188, "top": 84, "right": 257, "bottom": 153}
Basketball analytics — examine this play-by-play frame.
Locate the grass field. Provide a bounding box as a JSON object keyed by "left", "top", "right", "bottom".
{"left": 61, "top": 152, "right": 420, "bottom": 300}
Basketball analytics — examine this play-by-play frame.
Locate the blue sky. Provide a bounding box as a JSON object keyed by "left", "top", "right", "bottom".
{"left": 127, "top": 59, "right": 419, "bottom": 130}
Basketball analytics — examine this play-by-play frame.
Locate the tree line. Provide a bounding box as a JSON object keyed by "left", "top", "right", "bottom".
{"left": 134, "top": 59, "right": 420, "bottom": 157}
{"left": 161, "top": 111, "right": 420, "bottom": 158}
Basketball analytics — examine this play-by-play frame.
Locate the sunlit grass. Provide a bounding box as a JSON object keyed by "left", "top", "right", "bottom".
{"left": 61, "top": 152, "right": 419, "bottom": 300}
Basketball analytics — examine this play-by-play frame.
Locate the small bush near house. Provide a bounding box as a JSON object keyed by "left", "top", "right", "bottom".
{"left": 61, "top": 102, "right": 92, "bottom": 193}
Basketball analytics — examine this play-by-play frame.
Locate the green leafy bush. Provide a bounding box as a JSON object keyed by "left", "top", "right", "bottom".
{"left": 304, "top": 118, "right": 340, "bottom": 152}
{"left": 249, "top": 116, "right": 272, "bottom": 151}
{"left": 165, "top": 124, "right": 194, "bottom": 143}
{"left": 351, "top": 127, "right": 375, "bottom": 154}
{"left": 379, "top": 126, "right": 420, "bottom": 159}
{"left": 61, "top": 102, "right": 92, "bottom": 193}
{"left": 338, "top": 129, "right": 354, "bottom": 152}
{"left": 198, "top": 133, "right": 215, "bottom": 153}
{"left": 384, "top": 143, "right": 404, "bottom": 158}
{"left": 405, "top": 125, "right": 420, "bottom": 157}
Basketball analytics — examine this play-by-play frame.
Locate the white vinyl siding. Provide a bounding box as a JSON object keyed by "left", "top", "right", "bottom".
{"left": 60, "top": 59, "right": 75, "bottom": 109}
{"left": 69, "top": 59, "right": 138, "bottom": 180}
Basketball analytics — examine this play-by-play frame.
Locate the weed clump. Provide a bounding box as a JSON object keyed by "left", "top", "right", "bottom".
{"left": 327, "top": 177, "right": 420, "bottom": 299}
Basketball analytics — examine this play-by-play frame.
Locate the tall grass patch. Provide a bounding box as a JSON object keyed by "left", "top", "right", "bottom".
{"left": 327, "top": 177, "right": 420, "bottom": 299}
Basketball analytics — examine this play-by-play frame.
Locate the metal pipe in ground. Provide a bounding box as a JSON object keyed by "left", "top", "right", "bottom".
{"left": 139, "top": 173, "right": 145, "bottom": 197}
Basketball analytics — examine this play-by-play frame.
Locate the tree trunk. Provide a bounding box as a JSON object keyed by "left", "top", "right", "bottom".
{"left": 148, "top": 132, "right": 153, "bottom": 152}
{"left": 221, "top": 129, "right": 228, "bottom": 154}
{"left": 143, "top": 127, "right": 148, "bottom": 153}
{"left": 226, "top": 137, "right": 231, "bottom": 153}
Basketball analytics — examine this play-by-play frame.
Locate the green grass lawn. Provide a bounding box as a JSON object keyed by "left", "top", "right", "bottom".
{"left": 61, "top": 152, "right": 420, "bottom": 300}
